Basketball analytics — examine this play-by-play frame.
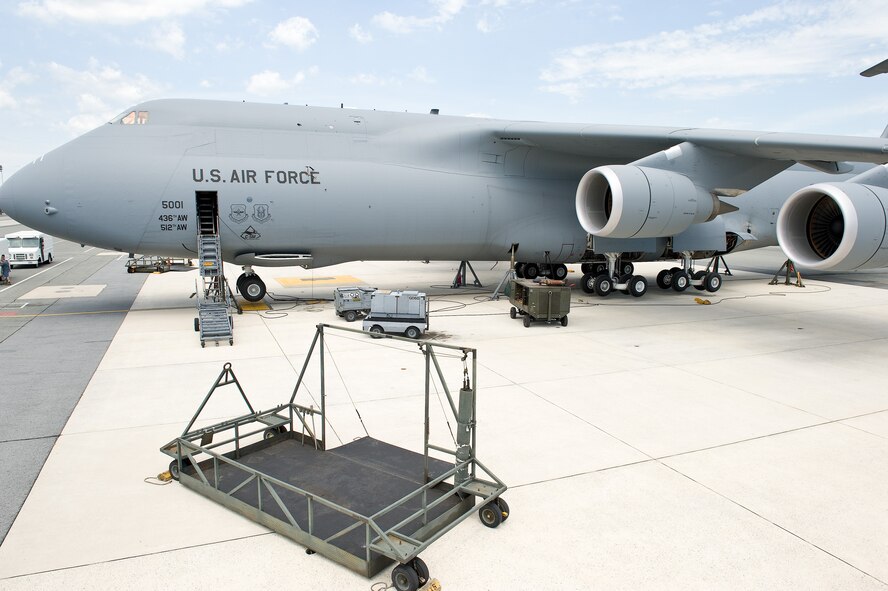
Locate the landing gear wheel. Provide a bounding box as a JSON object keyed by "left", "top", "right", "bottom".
{"left": 523, "top": 315, "right": 532, "bottom": 328}
{"left": 704, "top": 272, "right": 722, "bottom": 292}
{"left": 672, "top": 270, "right": 690, "bottom": 292}
{"left": 236, "top": 273, "right": 246, "bottom": 292}
{"left": 514, "top": 262, "right": 525, "bottom": 279}
{"left": 560, "top": 315, "right": 568, "bottom": 327}
{"left": 496, "top": 497, "right": 510, "bottom": 521}
{"left": 693, "top": 270, "right": 708, "bottom": 291}
{"left": 479, "top": 500, "right": 504, "bottom": 528}
{"left": 656, "top": 269, "right": 673, "bottom": 289}
{"left": 581, "top": 263, "right": 593, "bottom": 274}
{"left": 593, "top": 274, "right": 613, "bottom": 297}
{"left": 581, "top": 273, "right": 596, "bottom": 294}
{"left": 344, "top": 310, "right": 358, "bottom": 322}
{"left": 551, "top": 264, "right": 568, "bottom": 280}
{"left": 510, "top": 307, "right": 517, "bottom": 319}
{"left": 620, "top": 261, "right": 635, "bottom": 276}
{"left": 628, "top": 275, "right": 648, "bottom": 297}
{"left": 404, "top": 326, "right": 421, "bottom": 339}
{"left": 412, "top": 557, "right": 430, "bottom": 587}
{"left": 392, "top": 563, "right": 420, "bottom": 591}
{"left": 240, "top": 275, "right": 266, "bottom": 302}
{"left": 523, "top": 262, "right": 540, "bottom": 280}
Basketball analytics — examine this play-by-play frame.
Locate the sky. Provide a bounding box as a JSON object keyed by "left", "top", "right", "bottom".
{"left": 0, "top": 0, "right": 886, "bottom": 177}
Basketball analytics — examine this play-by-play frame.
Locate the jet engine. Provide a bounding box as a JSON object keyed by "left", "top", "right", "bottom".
{"left": 776, "top": 182, "right": 888, "bottom": 271}
{"left": 575, "top": 165, "right": 719, "bottom": 239}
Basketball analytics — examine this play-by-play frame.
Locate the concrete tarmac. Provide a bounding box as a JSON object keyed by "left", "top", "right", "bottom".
{"left": 1, "top": 235, "right": 887, "bottom": 590}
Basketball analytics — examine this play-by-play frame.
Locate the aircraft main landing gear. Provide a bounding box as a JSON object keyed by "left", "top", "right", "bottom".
{"left": 580, "top": 256, "right": 646, "bottom": 298}
{"left": 655, "top": 253, "right": 723, "bottom": 294}
{"left": 236, "top": 266, "right": 267, "bottom": 302}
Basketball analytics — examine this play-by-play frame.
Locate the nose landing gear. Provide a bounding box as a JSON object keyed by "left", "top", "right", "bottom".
{"left": 236, "top": 266, "right": 267, "bottom": 302}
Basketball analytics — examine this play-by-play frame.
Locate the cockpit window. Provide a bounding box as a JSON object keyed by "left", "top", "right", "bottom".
{"left": 118, "top": 110, "right": 149, "bottom": 125}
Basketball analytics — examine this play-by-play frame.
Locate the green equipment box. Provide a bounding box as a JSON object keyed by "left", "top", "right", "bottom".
{"left": 508, "top": 279, "right": 571, "bottom": 327}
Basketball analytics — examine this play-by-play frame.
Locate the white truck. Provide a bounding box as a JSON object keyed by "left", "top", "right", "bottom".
{"left": 362, "top": 290, "right": 429, "bottom": 339}
{"left": 5, "top": 231, "right": 54, "bottom": 267}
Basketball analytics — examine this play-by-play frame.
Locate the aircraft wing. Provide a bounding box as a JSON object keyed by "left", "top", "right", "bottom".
{"left": 499, "top": 123, "right": 888, "bottom": 165}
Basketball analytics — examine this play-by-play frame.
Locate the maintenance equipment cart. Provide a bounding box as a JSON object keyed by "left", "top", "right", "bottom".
{"left": 508, "top": 278, "right": 571, "bottom": 327}
{"left": 362, "top": 290, "right": 429, "bottom": 339}
{"left": 160, "top": 324, "right": 507, "bottom": 591}
{"left": 333, "top": 286, "right": 377, "bottom": 322}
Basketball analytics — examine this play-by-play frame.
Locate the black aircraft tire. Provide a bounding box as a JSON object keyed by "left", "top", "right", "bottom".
{"left": 672, "top": 271, "right": 690, "bottom": 292}
{"left": 656, "top": 269, "right": 673, "bottom": 289}
{"left": 523, "top": 262, "right": 540, "bottom": 280}
{"left": 581, "top": 273, "right": 595, "bottom": 294}
{"left": 628, "top": 275, "right": 648, "bottom": 297}
{"left": 705, "top": 272, "right": 723, "bottom": 293}
{"left": 552, "top": 264, "right": 568, "bottom": 280}
{"left": 693, "top": 270, "right": 707, "bottom": 291}
{"left": 593, "top": 274, "right": 613, "bottom": 297}
{"left": 241, "top": 276, "right": 266, "bottom": 302}
{"left": 620, "top": 261, "right": 635, "bottom": 276}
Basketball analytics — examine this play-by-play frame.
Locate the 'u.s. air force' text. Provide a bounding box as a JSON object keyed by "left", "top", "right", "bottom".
{"left": 192, "top": 167, "right": 320, "bottom": 185}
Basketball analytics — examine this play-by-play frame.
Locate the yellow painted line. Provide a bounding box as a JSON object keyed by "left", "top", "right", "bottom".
{"left": 240, "top": 301, "right": 270, "bottom": 311}
{"left": 275, "top": 274, "right": 362, "bottom": 287}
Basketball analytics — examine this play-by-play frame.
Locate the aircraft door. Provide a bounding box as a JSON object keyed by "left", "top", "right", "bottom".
{"left": 195, "top": 191, "right": 219, "bottom": 235}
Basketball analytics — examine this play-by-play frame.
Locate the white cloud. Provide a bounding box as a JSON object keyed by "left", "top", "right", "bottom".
{"left": 409, "top": 66, "right": 435, "bottom": 84}
{"left": 349, "top": 23, "right": 373, "bottom": 44}
{"left": 540, "top": 1, "right": 888, "bottom": 101}
{"left": 268, "top": 16, "right": 319, "bottom": 51}
{"left": 138, "top": 21, "right": 186, "bottom": 59}
{"left": 47, "top": 59, "right": 163, "bottom": 133}
{"left": 0, "top": 89, "right": 16, "bottom": 110}
{"left": 349, "top": 73, "right": 388, "bottom": 86}
{"left": 245, "top": 70, "right": 306, "bottom": 96}
{"left": 17, "top": 0, "right": 253, "bottom": 25}
{"left": 371, "top": 0, "right": 467, "bottom": 34}
{"left": 0, "top": 66, "right": 38, "bottom": 110}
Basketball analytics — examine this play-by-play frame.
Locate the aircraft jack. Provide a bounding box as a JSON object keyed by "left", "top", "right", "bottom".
{"left": 451, "top": 260, "right": 483, "bottom": 289}
{"left": 770, "top": 259, "right": 805, "bottom": 287}
{"left": 706, "top": 255, "right": 733, "bottom": 276}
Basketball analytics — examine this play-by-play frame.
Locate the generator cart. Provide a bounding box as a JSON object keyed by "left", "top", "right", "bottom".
{"left": 508, "top": 278, "right": 571, "bottom": 327}
{"left": 333, "top": 286, "right": 377, "bottom": 322}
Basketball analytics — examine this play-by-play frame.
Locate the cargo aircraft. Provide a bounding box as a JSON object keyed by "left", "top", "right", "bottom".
{"left": 1, "top": 98, "right": 888, "bottom": 302}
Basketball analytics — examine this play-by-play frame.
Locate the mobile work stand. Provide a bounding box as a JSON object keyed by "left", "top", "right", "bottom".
{"left": 160, "top": 324, "right": 508, "bottom": 591}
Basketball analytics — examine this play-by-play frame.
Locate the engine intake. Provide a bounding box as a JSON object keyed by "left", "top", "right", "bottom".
{"left": 776, "top": 182, "right": 888, "bottom": 271}
{"left": 575, "top": 165, "right": 718, "bottom": 239}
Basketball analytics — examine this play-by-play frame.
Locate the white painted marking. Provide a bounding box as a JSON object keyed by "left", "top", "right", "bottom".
{"left": 0, "top": 257, "right": 73, "bottom": 293}
{"left": 22, "top": 284, "right": 106, "bottom": 299}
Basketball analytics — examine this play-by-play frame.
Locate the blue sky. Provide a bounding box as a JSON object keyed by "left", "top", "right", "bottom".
{"left": 1, "top": 0, "right": 886, "bottom": 176}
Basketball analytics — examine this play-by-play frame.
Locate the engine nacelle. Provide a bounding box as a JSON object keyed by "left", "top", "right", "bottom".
{"left": 575, "top": 165, "right": 718, "bottom": 239}
{"left": 776, "top": 182, "right": 888, "bottom": 271}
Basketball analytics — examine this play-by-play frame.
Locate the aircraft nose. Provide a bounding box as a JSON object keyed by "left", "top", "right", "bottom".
{"left": 0, "top": 159, "right": 62, "bottom": 231}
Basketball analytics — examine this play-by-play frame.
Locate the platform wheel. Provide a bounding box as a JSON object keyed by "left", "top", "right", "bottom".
{"left": 344, "top": 310, "right": 358, "bottom": 322}
{"left": 263, "top": 428, "right": 278, "bottom": 440}
{"left": 496, "top": 497, "right": 510, "bottom": 522}
{"left": 168, "top": 459, "right": 181, "bottom": 481}
{"left": 392, "top": 563, "right": 420, "bottom": 591}
{"left": 523, "top": 315, "right": 532, "bottom": 328}
{"left": 560, "top": 315, "right": 568, "bottom": 327}
{"left": 412, "top": 557, "right": 430, "bottom": 587}
{"left": 194, "top": 318, "right": 200, "bottom": 332}
{"left": 479, "top": 500, "right": 504, "bottom": 528}
{"left": 278, "top": 425, "right": 288, "bottom": 434}
{"left": 509, "top": 306, "right": 517, "bottom": 319}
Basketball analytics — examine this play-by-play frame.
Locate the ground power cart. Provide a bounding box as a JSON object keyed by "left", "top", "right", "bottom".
{"left": 333, "top": 286, "right": 377, "bottom": 322}
{"left": 362, "top": 290, "right": 429, "bottom": 339}
{"left": 508, "top": 278, "right": 571, "bottom": 327}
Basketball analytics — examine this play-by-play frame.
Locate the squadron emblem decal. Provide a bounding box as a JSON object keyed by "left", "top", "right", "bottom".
{"left": 229, "top": 204, "right": 248, "bottom": 223}
{"left": 252, "top": 203, "right": 271, "bottom": 223}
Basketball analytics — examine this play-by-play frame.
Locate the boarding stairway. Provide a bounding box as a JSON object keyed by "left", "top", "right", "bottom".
{"left": 195, "top": 192, "right": 234, "bottom": 347}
